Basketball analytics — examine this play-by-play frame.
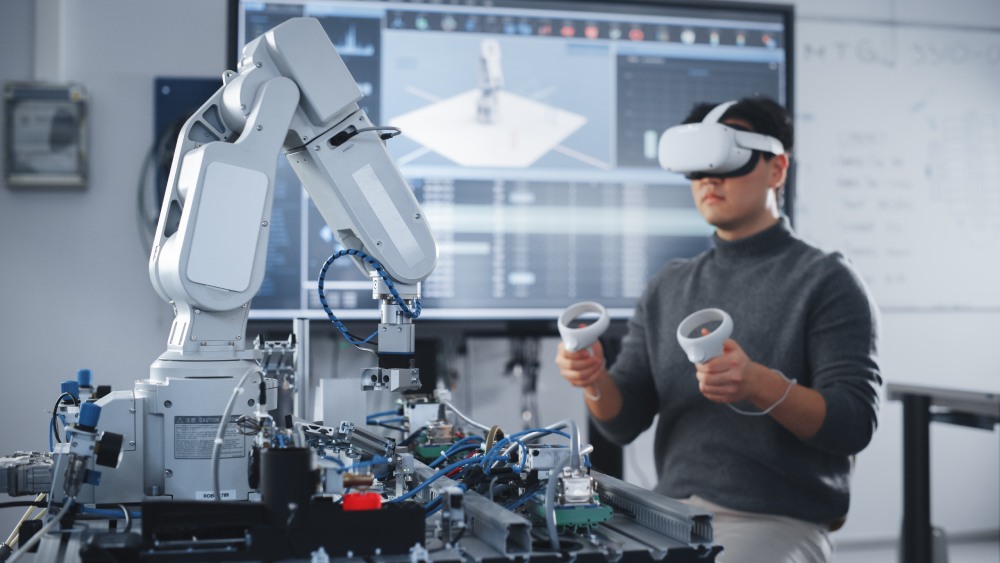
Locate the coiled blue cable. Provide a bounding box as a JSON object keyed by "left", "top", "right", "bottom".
{"left": 317, "top": 248, "right": 422, "bottom": 346}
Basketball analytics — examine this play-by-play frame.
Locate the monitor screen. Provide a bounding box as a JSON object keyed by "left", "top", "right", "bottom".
{"left": 231, "top": 0, "right": 793, "bottom": 321}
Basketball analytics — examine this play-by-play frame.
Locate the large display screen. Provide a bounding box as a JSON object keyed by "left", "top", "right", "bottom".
{"left": 232, "top": 0, "right": 793, "bottom": 320}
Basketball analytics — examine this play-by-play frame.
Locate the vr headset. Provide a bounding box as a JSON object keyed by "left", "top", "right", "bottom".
{"left": 658, "top": 100, "right": 784, "bottom": 180}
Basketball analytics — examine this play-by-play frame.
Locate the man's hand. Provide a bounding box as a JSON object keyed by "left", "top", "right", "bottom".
{"left": 555, "top": 340, "right": 607, "bottom": 389}
{"left": 694, "top": 338, "right": 757, "bottom": 404}
{"left": 555, "top": 340, "right": 623, "bottom": 420}
{"left": 694, "top": 336, "right": 826, "bottom": 439}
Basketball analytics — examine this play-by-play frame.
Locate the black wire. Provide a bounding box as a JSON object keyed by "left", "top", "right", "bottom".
{"left": 0, "top": 501, "right": 47, "bottom": 510}
{"left": 50, "top": 392, "right": 79, "bottom": 444}
{"left": 423, "top": 496, "right": 443, "bottom": 514}
{"left": 399, "top": 427, "right": 426, "bottom": 447}
{"left": 329, "top": 125, "right": 402, "bottom": 150}
{"left": 353, "top": 125, "right": 402, "bottom": 141}
{"left": 235, "top": 415, "right": 262, "bottom": 436}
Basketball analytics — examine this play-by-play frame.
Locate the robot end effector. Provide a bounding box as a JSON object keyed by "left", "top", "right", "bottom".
{"left": 148, "top": 17, "right": 437, "bottom": 382}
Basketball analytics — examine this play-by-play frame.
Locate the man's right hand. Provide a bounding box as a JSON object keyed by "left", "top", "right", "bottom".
{"left": 555, "top": 340, "right": 608, "bottom": 389}
{"left": 555, "top": 340, "right": 623, "bottom": 420}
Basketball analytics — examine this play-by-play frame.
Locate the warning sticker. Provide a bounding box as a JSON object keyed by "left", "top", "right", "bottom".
{"left": 173, "top": 415, "right": 244, "bottom": 460}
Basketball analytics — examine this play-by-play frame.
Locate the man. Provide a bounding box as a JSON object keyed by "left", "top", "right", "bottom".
{"left": 555, "top": 97, "right": 881, "bottom": 563}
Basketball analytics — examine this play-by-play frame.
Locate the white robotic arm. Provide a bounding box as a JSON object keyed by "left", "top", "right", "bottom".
{"left": 121, "top": 17, "right": 438, "bottom": 504}
{"left": 476, "top": 39, "right": 504, "bottom": 124}
{"left": 149, "top": 18, "right": 437, "bottom": 374}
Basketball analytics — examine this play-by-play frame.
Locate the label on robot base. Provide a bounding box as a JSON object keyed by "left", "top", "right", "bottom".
{"left": 195, "top": 489, "right": 238, "bottom": 501}
{"left": 173, "top": 415, "right": 245, "bottom": 459}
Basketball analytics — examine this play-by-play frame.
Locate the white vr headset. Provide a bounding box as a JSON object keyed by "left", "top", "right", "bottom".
{"left": 658, "top": 100, "right": 784, "bottom": 179}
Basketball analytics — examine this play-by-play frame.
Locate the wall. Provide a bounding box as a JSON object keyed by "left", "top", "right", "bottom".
{"left": 795, "top": 0, "right": 1000, "bottom": 543}
{"left": 0, "top": 0, "right": 230, "bottom": 539}
{"left": 0, "top": 0, "right": 998, "bottom": 551}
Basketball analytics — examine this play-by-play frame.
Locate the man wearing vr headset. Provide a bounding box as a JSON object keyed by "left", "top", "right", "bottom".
{"left": 555, "top": 97, "right": 881, "bottom": 563}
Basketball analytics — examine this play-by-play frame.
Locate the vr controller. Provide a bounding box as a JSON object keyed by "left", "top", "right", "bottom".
{"left": 676, "top": 308, "right": 733, "bottom": 364}
{"left": 557, "top": 301, "right": 610, "bottom": 353}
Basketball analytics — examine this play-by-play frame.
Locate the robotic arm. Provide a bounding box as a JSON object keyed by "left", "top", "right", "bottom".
{"left": 149, "top": 17, "right": 436, "bottom": 387}
{"left": 476, "top": 39, "right": 504, "bottom": 124}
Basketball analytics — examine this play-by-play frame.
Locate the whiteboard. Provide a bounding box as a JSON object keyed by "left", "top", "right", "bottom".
{"left": 794, "top": 21, "right": 1000, "bottom": 310}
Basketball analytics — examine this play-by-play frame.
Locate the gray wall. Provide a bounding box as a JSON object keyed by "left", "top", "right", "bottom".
{"left": 0, "top": 0, "right": 231, "bottom": 540}
{"left": 1, "top": 0, "right": 998, "bottom": 550}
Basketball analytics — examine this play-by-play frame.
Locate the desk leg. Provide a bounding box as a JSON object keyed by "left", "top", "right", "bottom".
{"left": 901, "top": 394, "right": 932, "bottom": 563}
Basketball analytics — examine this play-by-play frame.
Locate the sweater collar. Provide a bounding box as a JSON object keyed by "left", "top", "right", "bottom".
{"left": 712, "top": 216, "right": 795, "bottom": 259}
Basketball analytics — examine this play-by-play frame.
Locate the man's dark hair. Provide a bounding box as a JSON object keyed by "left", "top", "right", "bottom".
{"left": 682, "top": 96, "right": 794, "bottom": 159}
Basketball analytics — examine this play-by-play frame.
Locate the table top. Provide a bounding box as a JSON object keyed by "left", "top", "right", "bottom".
{"left": 887, "top": 382, "right": 1000, "bottom": 418}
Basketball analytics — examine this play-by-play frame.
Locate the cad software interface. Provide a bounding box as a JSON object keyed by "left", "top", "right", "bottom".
{"left": 237, "top": 0, "right": 789, "bottom": 319}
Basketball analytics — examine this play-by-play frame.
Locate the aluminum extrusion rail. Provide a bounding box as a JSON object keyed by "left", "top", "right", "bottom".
{"left": 413, "top": 461, "right": 532, "bottom": 557}
{"left": 592, "top": 471, "right": 713, "bottom": 549}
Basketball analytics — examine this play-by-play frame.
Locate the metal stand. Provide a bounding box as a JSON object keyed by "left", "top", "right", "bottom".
{"left": 900, "top": 393, "right": 933, "bottom": 563}
{"left": 293, "top": 317, "right": 310, "bottom": 421}
{"left": 891, "top": 383, "right": 1000, "bottom": 563}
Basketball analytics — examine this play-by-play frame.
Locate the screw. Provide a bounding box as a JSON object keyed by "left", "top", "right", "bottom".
{"left": 129, "top": 408, "right": 136, "bottom": 414}
{"left": 314, "top": 145, "right": 321, "bottom": 151}
{"left": 236, "top": 335, "right": 242, "bottom": 340}
{"left": 256, "top": 125, "right": 263, "bottom": 131}
{"left": 261, "top": 221, "right": 268, "bottom": 227}
{"left": 195, "top": 309, "right": 201, "bottom": 315}
{"left": 255, "top": 62, "right": 262, "bottom": 68}
{"left": 165, "top": 469, "right": 173, "bottom": 478}
{"left": 240, "top": 104, "right": 246, "bottom": 111}
{"left": 376, "top": 241, "right": 383, "bottom": 247}
{"left": 248, "top": 399, "right": 255, "bottom": 407}
{"left": 164, "top": 401, "right": 172, "bottom": 408}
{"left": 414, "top": 213, "right": 421, "bottom": 220}
{"left": 129, "top": 441, "right": 136, "bottom": 447}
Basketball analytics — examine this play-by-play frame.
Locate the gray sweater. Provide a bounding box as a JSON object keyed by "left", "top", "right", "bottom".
{"left": 594, "top": 218, "right": 881, "bottom": 524}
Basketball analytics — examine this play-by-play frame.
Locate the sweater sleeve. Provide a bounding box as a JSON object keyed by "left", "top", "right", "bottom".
{"left": 591, "top": 283, "right": 661, "bottom": 445}
{"left": 803, "top": 254, "right": 883, "bottom": 456}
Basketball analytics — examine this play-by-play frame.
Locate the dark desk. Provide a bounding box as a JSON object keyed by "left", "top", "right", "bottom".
{"left": 887, "top": 382, "right": 1000, "bottom": 563}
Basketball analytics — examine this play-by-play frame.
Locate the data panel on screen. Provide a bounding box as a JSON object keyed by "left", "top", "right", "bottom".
{"left": 235, "top": 0, "right": 791, "bottom": 320}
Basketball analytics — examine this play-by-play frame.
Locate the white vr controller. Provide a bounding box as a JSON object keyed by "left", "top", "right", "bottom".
{"left": 557, "top": 301, "right": 610, "bottom": 353}
{"left": 676, "top": 308, "right": 733, "bottom": 363}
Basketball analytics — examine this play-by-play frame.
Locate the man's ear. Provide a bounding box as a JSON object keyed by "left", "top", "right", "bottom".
{"left": 770, "top": 153, "right": 789, "bottom": 189}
